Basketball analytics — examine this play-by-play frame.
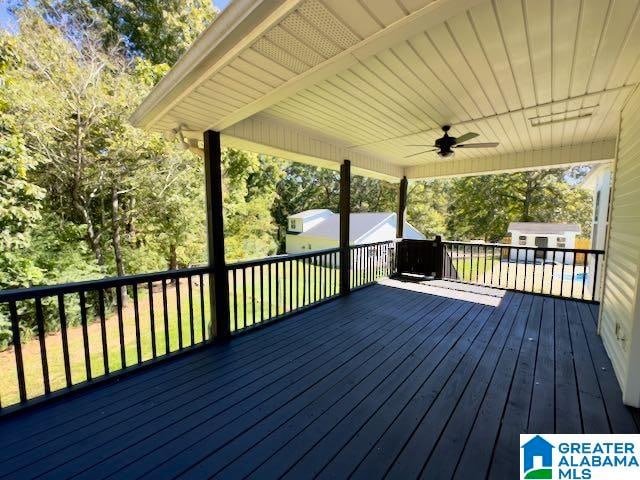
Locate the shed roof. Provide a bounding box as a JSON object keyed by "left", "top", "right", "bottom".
{"left": 508, "top": 222, "right": 581, "bottom": 234}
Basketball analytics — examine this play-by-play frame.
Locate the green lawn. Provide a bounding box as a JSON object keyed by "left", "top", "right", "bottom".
{"left": 450, "top": 254, "right": 501, "bottom": 282}
{"left": 0, "top": 260, "right": 344, "bottom": 407}
{"left": 448, "top": 255, "right": 590, "bottom": 299}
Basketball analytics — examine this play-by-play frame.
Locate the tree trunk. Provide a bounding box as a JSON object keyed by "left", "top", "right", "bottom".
{"left": 74, "top": 200, "right": 104, "bottom": 266}
{"left": 71, "top": 113, "right": 104, "bottom": 266}
{"left": 168, "top": 243, "right": 179, "bottom": 284}
{"left": 522, "top": 177, "right": 533, "bottom": 221}
{"left": 111, "top": 185, "right": 128, "bottom": 302}
{"left": 169, "top": 243, "right": 178, "bottom": 270}
{"left": 126, "top": 197, "right": 136, "bottom": 241}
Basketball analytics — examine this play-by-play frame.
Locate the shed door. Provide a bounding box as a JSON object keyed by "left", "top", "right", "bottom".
{"left": 534, "top": 236, "right": 548, "bottom": 259}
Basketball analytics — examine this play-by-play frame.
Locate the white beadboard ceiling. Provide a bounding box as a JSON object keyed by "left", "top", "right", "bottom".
{"left": 132, "top": 0, "right": 640, "bottom": 180}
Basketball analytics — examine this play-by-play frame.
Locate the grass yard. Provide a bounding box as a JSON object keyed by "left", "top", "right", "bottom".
{"left": 450, "top": 254, "right": 501, "bottom": 282}
{"left": 0, "top": 260, "right": 342, "bottom": 407}
{"left": 449, "top": 256, "right": 590, "bottom": 299}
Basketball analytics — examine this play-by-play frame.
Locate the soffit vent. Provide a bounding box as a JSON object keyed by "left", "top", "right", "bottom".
{"left": 265, "top": 26, "right": 327, "bottom": 67}
{"left": 297, "top": 0, "right": 360, "bottom": 50}
{"left": 280, "top": 11, "right": 343, "bottom": 58}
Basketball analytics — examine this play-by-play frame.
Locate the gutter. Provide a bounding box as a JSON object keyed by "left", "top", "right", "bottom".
{"left": 129, "top": 0, "right": 300, "bottom": 129}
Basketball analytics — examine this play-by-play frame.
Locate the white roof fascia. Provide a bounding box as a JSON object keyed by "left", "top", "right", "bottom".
{"left": 130, "top": 0, "right": 303, "bottom": 129}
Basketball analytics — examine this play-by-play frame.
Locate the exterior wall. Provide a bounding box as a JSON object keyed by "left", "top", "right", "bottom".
{"left": 584, "top": 168, "right": 611, "bottom": 301}
{"left": 508, "top": 230, "right": 577, "bottom": 264}
{"left": 286, "top": 217, "right": 424, "bottom": 271}
{"left": 286, "top": 217, "right": 425, "bottom": 254}
{"left": 284, "top": 235, "right": 382, "bottom": 269}
{"left": 288, "top": 217, "right": 303, "bottom": 233}
{"left": 600, "top": 85, "right": 640, "bottom": 407}
{"left": 288, "top": 210, "right": 333, "bottom": 233}
{"left": 358, "top": 221, "right": 397, "bottom": 244}
{"left": 591, "top": 168, "right": 612, "bottom": 251}
{"left": 285, "top": 234, "right": 337, "bottom": 255}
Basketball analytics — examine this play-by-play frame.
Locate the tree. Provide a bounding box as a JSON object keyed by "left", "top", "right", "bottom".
{"left": 223, "top": 149, "right": 283, "bottom": 261}
{"left": 405, "top": 180, "right": 450, "bottom": 238}
{"left": 446, "top": 170, "right": 593, "bottom": 242}
{"left": 2, "top": 10, "right": 209, "bottom": 284}
{"left": 35, "top": 0, "right": 216, "bottom": 65}
{"left": 0, "top": 2, "right": 596, "bottom": 303}
{"left": 0, "top": 33, "right": 47, "bottom": 290}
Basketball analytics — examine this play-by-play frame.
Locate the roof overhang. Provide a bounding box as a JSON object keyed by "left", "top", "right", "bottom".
{"left": 132, "top": 0, "right": 639, "bottom": 180}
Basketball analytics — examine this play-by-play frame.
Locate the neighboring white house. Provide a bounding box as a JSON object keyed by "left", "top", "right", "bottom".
{"left": 508, "top": 222, "right": 581, "bottom": 264}
{"left": 287, "top": 209, "right": 334, "bottom": 235}
{"left": 286, "top": 211, "right": 425, "bottom": 255}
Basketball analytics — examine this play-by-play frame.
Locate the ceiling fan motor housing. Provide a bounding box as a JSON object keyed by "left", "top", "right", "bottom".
{"left": 435, "top": 131, "right": 456, "bottom": 156}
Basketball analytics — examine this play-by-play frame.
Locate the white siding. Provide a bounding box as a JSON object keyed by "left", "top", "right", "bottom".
{"left": 508, "top": 230, "right": 577, "bottom": 264}
{"left": 286, "top": 217, "right": 425, "bottom": 254}
{"left": 591, "top": 168, "right": 612, "bottom": 251}
{"left": 285, "top": 235, "right": 336, "bottom": 254}
{"left": 600, "top": 84, "right": 640, "bottom": 407}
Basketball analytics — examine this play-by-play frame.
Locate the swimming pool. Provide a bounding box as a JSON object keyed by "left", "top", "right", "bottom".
{"left": 554, "top": 272, "right": 587, "bottom": 281}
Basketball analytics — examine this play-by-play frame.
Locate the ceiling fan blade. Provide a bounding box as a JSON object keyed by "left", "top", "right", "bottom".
{"left": 455, "top": 142, "right": 499, "bottom": 148}
{"left": 405, "top": 144, "right": 436, "bottom": 147}
{"left": 404, "top": 149, "right": 437, "bottom": 158}
{"left": 454, "top": 132, "right": 479, "bottom": 144}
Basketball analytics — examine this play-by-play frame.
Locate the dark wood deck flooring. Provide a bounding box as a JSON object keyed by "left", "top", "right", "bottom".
{"left": 0, "top": 281, "right": 637, "bottom": 479}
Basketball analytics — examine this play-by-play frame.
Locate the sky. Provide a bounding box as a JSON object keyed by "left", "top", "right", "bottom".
{"left": 0, "top": 0, "right": 232, "bottom": 31}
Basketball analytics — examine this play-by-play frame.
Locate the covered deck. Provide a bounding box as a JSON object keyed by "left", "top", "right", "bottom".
{"left": 1, "top": 281, "right": 636, "bottom": 480}
{"left": 4, "top": 1, "right": 640, "bottom": 478}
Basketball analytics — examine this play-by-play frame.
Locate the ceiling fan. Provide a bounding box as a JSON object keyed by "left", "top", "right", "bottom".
{"left": 405, "top": 125, "right": 499, "bottom": 158}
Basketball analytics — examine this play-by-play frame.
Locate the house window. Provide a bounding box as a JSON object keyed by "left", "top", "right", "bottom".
{"left": 594, "top": 191, "right": 601, "bottom": 222}
{"left": 518, "top": 235, "right": 526, "bottom": 246}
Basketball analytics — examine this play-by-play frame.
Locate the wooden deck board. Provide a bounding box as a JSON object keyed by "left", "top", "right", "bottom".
{"left": 0, "top": 281, "right": 637, "bottom": 480}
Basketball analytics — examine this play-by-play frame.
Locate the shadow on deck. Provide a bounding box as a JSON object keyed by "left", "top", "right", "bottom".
{"left": 0, "top": 280, "right": 637, "bottom": 479}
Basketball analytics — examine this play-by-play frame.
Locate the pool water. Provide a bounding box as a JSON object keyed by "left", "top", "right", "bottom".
{"left": 555, "top": 272, "right": 587, "bottom": 281}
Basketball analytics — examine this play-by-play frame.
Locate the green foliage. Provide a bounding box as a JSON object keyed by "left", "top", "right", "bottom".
{"left": 406, "top": 180, "right": 449, "bottom": 238}
{"left": 446, "top": 170, "right": 593, "bottom": 241}
{"left": 0, "top": 7, "right": 216, "bottom": 341}
{"left": 36, "top": 0, "right": 217, "bottom": 65}
{"left": 270, "top": 163, "right": 592, "bottom": 248}
{"left": 0, "top": 3, "right": 595, "bottom": 350}
{"left": 0, "top": 32, "right": 46, "bottom": 290}
{"left": 223, "top": 150, "right": 282, "bottom": 261}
